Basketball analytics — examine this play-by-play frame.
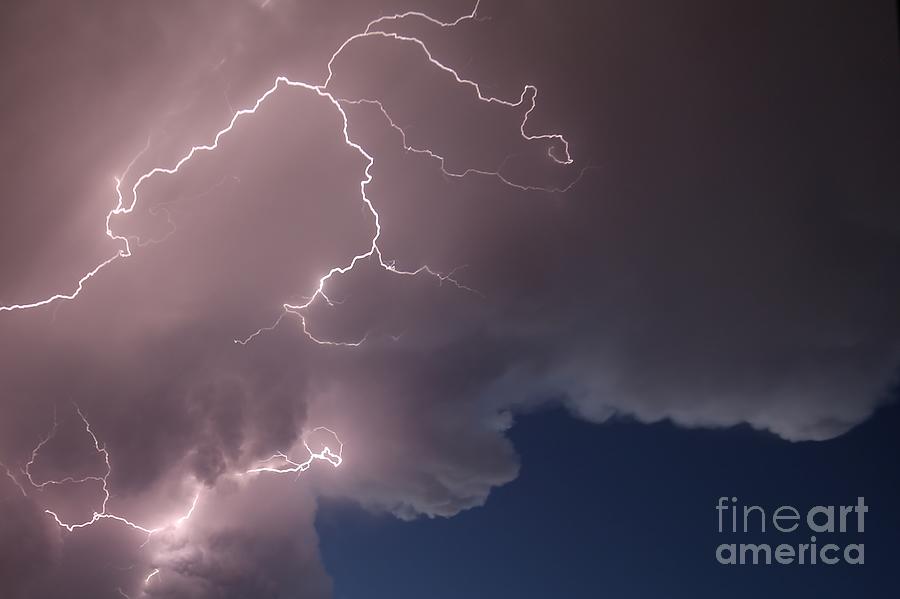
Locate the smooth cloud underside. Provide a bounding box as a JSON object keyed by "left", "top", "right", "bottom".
{"left": 1, "top": 1, "right": 898, "bottom": 597}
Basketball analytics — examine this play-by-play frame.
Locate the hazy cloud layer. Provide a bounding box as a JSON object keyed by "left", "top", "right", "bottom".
{"left": 1, "top": 0, "right": 898, "bottom": 597}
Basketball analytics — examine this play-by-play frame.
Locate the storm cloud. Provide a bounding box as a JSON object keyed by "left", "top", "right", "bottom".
{"left": 1, "top": 0, "right": 898, "bottom": 597}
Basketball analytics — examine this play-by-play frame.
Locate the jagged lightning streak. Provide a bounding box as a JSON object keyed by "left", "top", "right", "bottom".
{"left": 339, "top": 97, "right": 588, "bottom": 193}
{"left": 17, "top": 405, "right": 340, "bottom": 538}
{"left": 12, "top": 405, "right": 340, "bottom": 599}
{"left": 244, "top": 426, "right": 343, "bottom": 475}
{"left": 0, "top": 0, "right": 582, "bottom": 347}
{"left": 22, "top": 405, "right": 173, "bottom": 536}
{"left": 1, "top": 460, "right": 27, "bottom": 497}
{"left": 116, "top": 568, "right": 161, "bottom": 599}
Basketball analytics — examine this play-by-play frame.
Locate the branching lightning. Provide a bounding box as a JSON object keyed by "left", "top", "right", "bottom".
{"left": 1, "top": 460, "right": 27, "bottom": 497}
{"left": 21, "top": 405, "right": 192, "bottom": 536}
{"left": 18, "top": 406, "right": 341, "bottom": 532}
{"left": 135, "top": 175, "right": 242, "bottom": 249}
{"left": 244, "top": 426, "right": 344, "bottom": 476}
{"left": 1, "top": 2, "right": 581, "bottom": 594}
{"left": 0, "top": 0, "right": 581, "bottom": 347}
{"left": 11, "top": 404, "right": 342, "bottom": 594}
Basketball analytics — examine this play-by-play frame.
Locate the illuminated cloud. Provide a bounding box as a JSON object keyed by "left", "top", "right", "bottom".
{"left": 1, "top": 1, "right": 897, "bottom": 597}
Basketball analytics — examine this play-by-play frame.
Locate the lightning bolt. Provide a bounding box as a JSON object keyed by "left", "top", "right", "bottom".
{"left": 244, "top": 426, "right": 343, "bottom": 476}
{"left": 0, "top": 0, "right": 582, "bottom": 347}
{"left": 21, "top": 405, "right": 187, "bottom": 536}
{"left": 116, "top": 568, "right": 160, "bottom": 599}
{"left": 18, "top": 405, "right": 341, "bottom": 534}
{"left": 12, "top": 404, "right": 342, "bottom": 595}
{"left": 1, "top": 460, "right": 28, "bottom": 497}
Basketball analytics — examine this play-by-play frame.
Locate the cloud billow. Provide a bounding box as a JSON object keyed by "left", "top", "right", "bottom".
{"left": 1, "top": 0, "right": 898, "bottom": 597}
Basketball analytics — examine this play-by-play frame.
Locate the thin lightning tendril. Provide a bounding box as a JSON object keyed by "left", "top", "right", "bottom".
{"left": 135, "top": 175, "right": 242, "bottom": 248}
{"left": 0, "top": 0, "right": 581, "bottom": 347}
{"left": 1, "top": 460, "right": 27, "bottom": 497}
{"left": 243, "top": 426, "right": 344, "bottom": 476}
{"left": 16, "top": 406, "right": 341, "bottom": 534}
{"left": 11, "top": 404, "right": 342, "bottom": 594}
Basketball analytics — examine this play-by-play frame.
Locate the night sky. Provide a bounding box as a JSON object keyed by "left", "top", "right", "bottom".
{"left": 317, "top": 400, "right": 900, "bottom": 599}
{"left": 1, "top": 1, "right": 898, "bottom": 598}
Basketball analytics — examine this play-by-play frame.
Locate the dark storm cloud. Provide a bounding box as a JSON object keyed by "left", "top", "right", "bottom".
{"left": 0, "top": 491, "right": 57, "bottom": 597}
{"left": 1, "top": 0, "right": 898, "bottom": 597}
